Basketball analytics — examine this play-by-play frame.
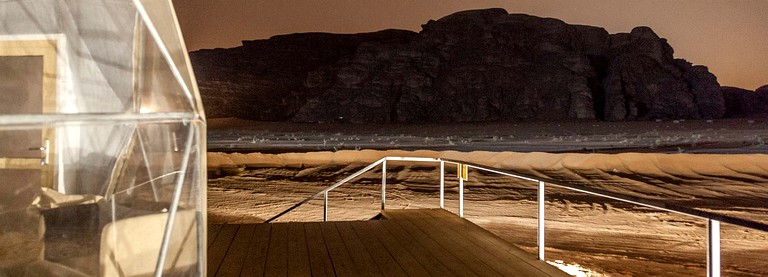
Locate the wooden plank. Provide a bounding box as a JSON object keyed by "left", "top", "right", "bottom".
{"left": 424, "top": 209, "right": 570, "bottom": 277}
{"left": 216, "top": 224, "right": 256, "bottom": 277}
{"left": 392, "top": 210, "right": 518, "bottom": 276}
{"left": 207, "top": 224, "right": 239, "bottom": 276}
{"left": 240, "top": 224, "right": 272, "bottom": 277}
{"left": 320, "top": 222, "right": 359, "bottom": 277}
{"left": 335, "top": 222, "right": 383, "bottom": 277}
{"left": 208, "top": 224, "right": 224, "bottom": 248}
{"left": 264, "top": 223, "right": 289, "bottom": 277}
{"left": 378, "top": 219, "right": 455, "bottom": 276}
{"left": 349, "top": 222, "right": 409, "bottom": 277}
{"left": 354, "top": 221, "right": 430, "bottom": 277}
{"left": 425, "top": 209, "right": 559, "bottom": 271}
{"left": 304, "top": 222, "right": 336, "bottom": 277}
{"left": 287, "top": 223, "right": 311, "bottom": 277}
{"left": 207, "top": 211, "right": 567, "bottom": 277}
{"left": 385, "top": 215, "right": 484, "bottom": 276}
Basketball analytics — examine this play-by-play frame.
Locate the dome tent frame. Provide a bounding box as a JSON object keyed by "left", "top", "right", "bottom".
{"left": 0, "top": 0, "right": 206, "bottom": 276}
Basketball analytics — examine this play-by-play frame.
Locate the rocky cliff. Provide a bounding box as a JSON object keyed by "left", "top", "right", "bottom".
{"left": 190, "top": 8, "right": 728, "bottom": 122}
{"left": 721, "top": 86, "right": 768, "bottom": 118}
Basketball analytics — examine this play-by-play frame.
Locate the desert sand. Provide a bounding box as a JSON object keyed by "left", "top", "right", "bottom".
{"left": 208, "top": 118, "right": 768, "bottom": 154}
{"left": 207, "top": 119, "right": 768, "bottom": 276}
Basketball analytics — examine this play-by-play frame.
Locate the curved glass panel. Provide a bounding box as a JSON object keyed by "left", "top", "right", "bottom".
{"left": 0, "top": 1, "right": 206, "bottom": 276}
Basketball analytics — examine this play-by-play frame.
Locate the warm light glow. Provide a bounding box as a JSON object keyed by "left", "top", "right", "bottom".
{"left": 139, "top": 106, "right": 153, "bottom": 113}
{"left": 547, "top": 260, "right": 606, "bottom": 277}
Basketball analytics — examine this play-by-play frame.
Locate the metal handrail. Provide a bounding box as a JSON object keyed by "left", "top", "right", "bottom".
{"left": 264, "top": 156, "right": 768, "bottom": 277}
{"left": 263, "top": 158, "right": 388, "bottom": 223}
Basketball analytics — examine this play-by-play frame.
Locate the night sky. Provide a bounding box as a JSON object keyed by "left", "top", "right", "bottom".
{"left": 173, "top": 0, "right": 768, "bottom": 90}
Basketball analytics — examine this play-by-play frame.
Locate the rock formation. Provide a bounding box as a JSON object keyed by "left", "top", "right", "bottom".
{"left": 757, "top": 85, "right": 768, "bottom": 95}
{"left": 721, "top": 86, "right": 768, "bottom": 117}
{"left": 191, "top": 8, "right": 728, "bottom": 122}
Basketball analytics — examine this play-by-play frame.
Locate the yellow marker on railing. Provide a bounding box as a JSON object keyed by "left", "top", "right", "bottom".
{"left": 457, "top": 164, "right": 468, "bottom": 180}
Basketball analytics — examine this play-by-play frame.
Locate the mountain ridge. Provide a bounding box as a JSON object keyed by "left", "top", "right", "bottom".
{"left": 190, "top": 8, "right": 761, "bottom": 122}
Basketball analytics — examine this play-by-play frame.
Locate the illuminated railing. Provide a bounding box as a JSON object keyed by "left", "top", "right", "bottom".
{"left": 265, "top": 156, "right": 768, "bottom": 277}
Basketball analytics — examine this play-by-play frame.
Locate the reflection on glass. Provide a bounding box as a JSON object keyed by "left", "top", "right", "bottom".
{"left": 0, "top": 0, "right": 205, "bottom": 276}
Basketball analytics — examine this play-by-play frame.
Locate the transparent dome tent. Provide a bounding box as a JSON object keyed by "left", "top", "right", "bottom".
{"left": 0, "top": 0, "right": 206, "bottom": 276}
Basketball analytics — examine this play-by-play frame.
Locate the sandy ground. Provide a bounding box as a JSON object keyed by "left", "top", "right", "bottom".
{"left": 206, "top": 119, "right": 768, "bottom": 276}
{"left": 208, "top": 118, "right": 768, "bottom": 154}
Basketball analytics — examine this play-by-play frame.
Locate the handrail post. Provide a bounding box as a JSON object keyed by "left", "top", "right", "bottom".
{"left": 708, "top": 219, "right": 721, "bottom": 277}
{"left": 538, "top": 180, "right": 545, "bottom": 261}
{"left": 381, "top": 159, "right": 387, "bottom": 210}
{"left": 323, "top": 191, "right": 328, "bottom": 222}
{"left": 459, "top": 167, "right": 464, "bottom": 217}
{"left": 440, "top": 160, "right": 445, "bottom": 209}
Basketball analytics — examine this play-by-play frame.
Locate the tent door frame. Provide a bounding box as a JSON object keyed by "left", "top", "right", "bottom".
{"left": 0, "top": 39, "right": 58, "bottom": 188}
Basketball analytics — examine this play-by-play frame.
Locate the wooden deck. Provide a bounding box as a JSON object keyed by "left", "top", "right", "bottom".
{"left": 207, "top": 209, "right": 569, "bottom": 276}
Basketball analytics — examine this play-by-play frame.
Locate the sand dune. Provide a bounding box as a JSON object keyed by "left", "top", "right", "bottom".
{"left": 209, "top": 149, "right": 768, "bottom": 220}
